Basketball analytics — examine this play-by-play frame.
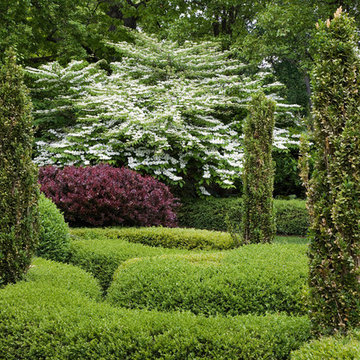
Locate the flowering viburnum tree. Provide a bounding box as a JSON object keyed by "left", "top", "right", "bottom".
{"left": 27, "top": 33, "right": 300, "bottom": 194}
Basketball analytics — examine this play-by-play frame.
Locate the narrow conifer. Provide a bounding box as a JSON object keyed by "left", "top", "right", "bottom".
{"left": 0, "top": 50, "right": 39, "bottom": 286}
{"left": 242, "top": 91, "right": 276, "bottom": 244}
{"left": 302, "top": 8, "right": 360, "bottom": 335}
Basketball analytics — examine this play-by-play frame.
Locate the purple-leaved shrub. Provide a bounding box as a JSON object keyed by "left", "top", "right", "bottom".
{"left": 39, "top": 164, "right": 179, "bottom": 227}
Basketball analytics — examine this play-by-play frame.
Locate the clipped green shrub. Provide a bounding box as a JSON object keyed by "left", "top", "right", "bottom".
{"left": 69, "top": 228, "right": 188, "bottom": 291}
{"left": 0, "top": 282, "right": 311, "bottom": 359}
{"left": 88, "top": 227, "right": 234, "bottom": 250}
{"left": 178, "top": 197, "right": 309, "bottom": 236}
{"left": 274, "top": 200, "right": 308, "bottom": 236}
{"left": 107, "top": 244, "right": 309, "bottom": 316}
{"left": 242, "top": 91, "right": 276, "bottom": 243}
{"left": 291, "top": 331, "right": 360, "bottom": 360}
{"left": 37, "top": 194, "right": 70, "bottom": 262}
{"left": 0, "top": 49, "right": 39, "bottom": 286}
{"left": 178, "top": 197, "right": 242, "bottom": 232}
{"left": 301, "top": 9, "right": 360, "bottom": 334}
{"left": 26, "top": 257, "right": 101, "bottom": 301}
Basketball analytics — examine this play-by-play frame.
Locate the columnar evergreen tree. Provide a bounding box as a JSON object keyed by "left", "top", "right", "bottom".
{"left": 302, "top": 8, "right": 360, "bottom": 335}
{"left": 0, "top": 50, "right": 39, "bottom": 286}
{"left": 242, "top": 91, "right": 276, "bottom": 244}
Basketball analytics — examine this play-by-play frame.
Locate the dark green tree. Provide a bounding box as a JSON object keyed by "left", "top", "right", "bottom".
{"left": 241, "top": 0, "right": 360, "bottom": 113}
{"left": 242, "top": 91, "right": 276, "bottom": 244}
{"left": 0, "top": 50, "right": 39, "bottom": 286}
{"left": 0, "top": 0, "right": 129, "bottom": 65}
{"left": 302, "top": 8, "right": 360, "bottom": 335}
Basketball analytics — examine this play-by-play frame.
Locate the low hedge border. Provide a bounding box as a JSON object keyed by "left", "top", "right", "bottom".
{"left": 107, "top": 243, "right": 309, "bottom": 316}
{"left": 0, "top": 281, "right": 311, "bottom": 360}
{"left": 291, "top": 331, "right": 360, "bottom": 359}
{"left": 69, "top": 229, "right": 189, "bottom": 292}
{"left": 177, "top": 198, "right": 309, "bottom": 236}
{"left": 75, "top": 227, "right": 234, "bottom": 250}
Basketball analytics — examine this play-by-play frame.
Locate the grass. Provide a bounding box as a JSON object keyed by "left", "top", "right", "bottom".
{"left": 274, "top": 235, "right": 308, "bottom": 245}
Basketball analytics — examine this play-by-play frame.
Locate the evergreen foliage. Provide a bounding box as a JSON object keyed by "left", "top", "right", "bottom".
{"left": 301, "top": 8, "right": 360, "bottom": 335}
{"left": 291, "top": 330, "right": 360, "bottom": 360}
{"left": 107, "top": 244, "right": 308, "bottom": 316}
{"left": 69, "top": 229, "right": 187, "bottom": 292}
{"left": 37, "top": 194, "right": 70, "bottom": 262}
{"left": 178, "top": 197, "right": 309, "bottom": 235}
{"left": 242, "top": 92, "right": 276, "bottom": 243}
{"left": 0, "top": 281, "right": 311, "bottom": 360}
{"left": 26, "top": 34, "right": 300, "bottom": 194}
{"left": 0, "top": 50, "right": 39, "bottom": 286}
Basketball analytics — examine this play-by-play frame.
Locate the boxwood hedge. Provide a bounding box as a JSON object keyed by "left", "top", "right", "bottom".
{"left": 0, "top": 282, "right": 311, "bottom": 359}
{"left": 69, "top": 229, "right": 189, "bottom": 292}
{"left": 26, "top": 257, "right": 101, "bottom": 300}
{"left": 291, "top": 332, "right": 360, "bottom": 359}
{"left": 107, "top": 243, "right": 309, "bottom": 316}
{"left": 177, "top": 198, "right": 309, "bottom": 236}
{"left": 73, "top": 227, "right": 234, "bottom": 250}
{"left": 37, "top": 194, "right": 71, "bottom": 262}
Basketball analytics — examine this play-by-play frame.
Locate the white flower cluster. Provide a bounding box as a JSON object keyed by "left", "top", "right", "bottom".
{"left": 27, "top": 33, "right": 300, "bottom": 192}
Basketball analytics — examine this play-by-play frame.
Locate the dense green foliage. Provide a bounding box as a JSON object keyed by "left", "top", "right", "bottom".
{"left": 242, "top": 92, "right": 276, "bottom": 243}
{"left": 107, "top": 244, "right": 308, "bottom": 316}
{"left": 37, "top": 194, "right": 70, "bottom": 262}
{"left": 26, "top": 257, "right": 101, "bottom": 301}
{"left": 86, "top": 227, "right": 234, "bottom": 250}
{"left": 291, "top": 331, "right": 360, "bottom": 360}
{"left": 0, "top": 279, "right": 311, "bottom": 360}
{"left": 0, "top": 0, "right": 130, "bottom": 65}
{"left": 273, "top": 146, "right": 305, "bottom": 198}
{"left": 0, "top": 50, "right": 39, "bottom": 286}
{"left": 301, "top": 9, "right": 360, "bottom": 335}
{"left": 178, "top": 197, "right": 243, "bottom": 232}
{"left": 178, "top": 198, "right": 309, "bottom": 236}
{"left": 275, "top": 200, "right": 309, "bottom": 236}
{"left": 69, "top": 228, "right": 188, "bottom": 291}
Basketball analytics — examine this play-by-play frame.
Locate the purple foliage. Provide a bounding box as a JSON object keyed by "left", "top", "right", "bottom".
{"left": 39, "top": 164, "right": 179, "bottom": 227}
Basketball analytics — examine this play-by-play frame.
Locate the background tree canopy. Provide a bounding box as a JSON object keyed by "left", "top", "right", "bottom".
{"left": 1, "top": 0, "right": 356, "bottom": 197}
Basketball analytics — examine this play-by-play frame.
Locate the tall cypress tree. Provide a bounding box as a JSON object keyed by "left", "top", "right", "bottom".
{"left": 303, "top": 8, "right": 360, "bottom": 335}
{"left": 242, "top": 91, "right": 276, "bottom": 244}
{"left": 0, "top": 50, "right": 39, "bottom": 286}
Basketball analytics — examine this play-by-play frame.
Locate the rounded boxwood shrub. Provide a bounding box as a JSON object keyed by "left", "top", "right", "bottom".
{"left": 107, "top": 244, "right": 309, "bottom": 316}
{"left": 0, "top": 282, "right": 311, "bottom": 359}
{"left": 37, "top": 194, "right": 70, "bottom": 262}
{"left": 39, "top": 164, "right": 179, "bottom": 227}
{"left": 26, "top": 257, "right": 101, "bottom": 300}
{"left": 291, "top": 331, "right": 360, "bottom": 359}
